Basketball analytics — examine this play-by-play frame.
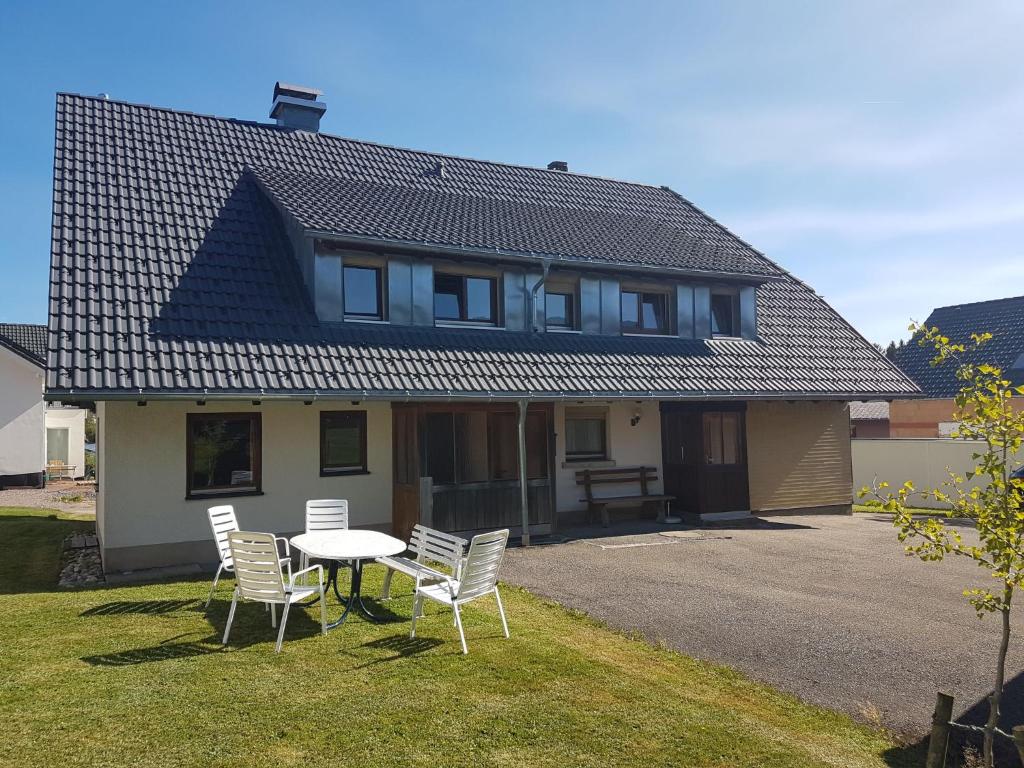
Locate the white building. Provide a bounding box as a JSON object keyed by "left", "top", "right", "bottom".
{"left": 0, "top": 323, "right": 87, "bottom": 486}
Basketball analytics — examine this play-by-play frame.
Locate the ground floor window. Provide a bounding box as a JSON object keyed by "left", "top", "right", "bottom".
{"left": 186, "top": 413, "right": 261, "bottom": 497}
{"left": 320, "top": 411, "right": 368, "bottom": 475}
{"left": 423, "top": 408, "right": 549, "bottom": 485}
{"left": 564, "top": 407, "right": 608, "bottom": 461}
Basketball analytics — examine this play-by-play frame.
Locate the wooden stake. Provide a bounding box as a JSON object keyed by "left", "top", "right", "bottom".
{"left": 926, "top": 692, "right": 954, "bottom": 768}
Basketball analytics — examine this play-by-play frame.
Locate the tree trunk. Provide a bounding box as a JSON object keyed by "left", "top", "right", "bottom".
{"left": 984, "top": 588, "right": 1013, "bottom": 768}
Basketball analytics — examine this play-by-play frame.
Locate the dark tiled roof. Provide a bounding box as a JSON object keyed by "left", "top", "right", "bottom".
{"left": 0, "top": 323, "right": 46, "bottom": 366}
{"left": 849, "top": 400, "right": 889, "bottom": 421}
{"left": 47, "top": 92, "right": 918, "bottom": 399}
{"left": 250, "top": 164, "right": 779, "bottom": 277}
{"left": 894, "top": 295, "right": 1024, "bottom": 398}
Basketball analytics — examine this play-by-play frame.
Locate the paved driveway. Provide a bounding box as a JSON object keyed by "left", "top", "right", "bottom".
{"left": 501, "top": 514, "right": 1024, "bottom": 739}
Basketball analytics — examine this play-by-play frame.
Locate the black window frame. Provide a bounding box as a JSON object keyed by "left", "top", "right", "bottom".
{"left": 711, "top": 292, "right": 740, "bottom": 338}
{"left": 320, "top": 410, "right": 369, "bottom": 476}
{"left": 186, "top": 412, "right": 262, "bottom": 499}
{"left": 621, "top": 290, "right": 670, "bottom": 335}
{"left": 545, "top": 289, "right": 577, "bottom": 330}
{"left": 343, "top": 264, "right": 384, "bottom": 320}
{"left": 433, "top": 273, "right": 499, "bottom": 325}
{"left": 564, "top": 408, "right": 609, "bottom": 462}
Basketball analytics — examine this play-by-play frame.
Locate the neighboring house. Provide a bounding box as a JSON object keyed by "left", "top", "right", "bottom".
{"left": 849, "top": 401, "right": 890, "bottom": 438}
{"left": 46, "top": 84, "right": 918, "bottom": 572}
{"left": 0, "top": 323, "right": 87, "bottom": 486}
{"left": 892, "top": 295, "right": 1024, "bottom": 437}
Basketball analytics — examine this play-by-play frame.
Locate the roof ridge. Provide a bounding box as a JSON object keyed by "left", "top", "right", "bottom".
{"left": 930, "top": 294, "right": 1024, "bottom": 313}
{"left": 58, "top": 91, "right": 677, "bottom": 195}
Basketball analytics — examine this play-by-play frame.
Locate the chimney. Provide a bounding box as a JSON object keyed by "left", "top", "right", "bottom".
{"left": 270, "top": 82, "right": 326, "bottom": 132}
{"left": 547, "top": 160, "right": 568, "bottom": 172}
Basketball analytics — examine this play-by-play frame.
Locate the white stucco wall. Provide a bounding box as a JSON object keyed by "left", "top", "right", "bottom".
{"left": 44, "top": 407, "right": 87, "bottom": 478}
{"left": 552, "top": 400, "right": 664, "bottom": 514}
{"left": 98, "top": 400, "right": 393, "bottom": 569}
{"left": 0, "top": 346, "right": 45, "bottom": 477}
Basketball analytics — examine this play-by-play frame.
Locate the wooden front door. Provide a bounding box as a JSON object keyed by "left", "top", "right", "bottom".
{"left": 661, "top": 404, "right": 750, "bottom": 515}
{"left": 391, "top": 404, "right": 421, "bottom": 541}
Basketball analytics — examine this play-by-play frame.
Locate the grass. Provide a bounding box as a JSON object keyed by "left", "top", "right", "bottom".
{"left": 0, "top": 506, "right": 918, "bottom": 767}
{"left": 853, "top": 503, "right": 958, "bottom": 516}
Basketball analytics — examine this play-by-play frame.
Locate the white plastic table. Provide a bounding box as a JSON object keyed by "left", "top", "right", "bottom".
{"left": 290, "top": 530, "right": 406, "bottom": 629}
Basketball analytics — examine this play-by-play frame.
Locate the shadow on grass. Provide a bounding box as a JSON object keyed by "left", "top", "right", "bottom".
{"left": 82, "top": 639, "right": 225, "bottom": 666}
{"left": 348, "top": 634, "right": 444, "bottom": 668}
{"left": 0, "top": 512, "right": 95, "bottom": 594}
{"left": 81, "top": 599, "right": 199, "bottom": 616}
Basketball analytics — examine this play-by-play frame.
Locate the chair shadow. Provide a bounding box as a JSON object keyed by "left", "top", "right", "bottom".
{"left": 81, "top": 637, "right": 225, "bottom": 667}
{"left": 348, "top": 634, "right": 445, "bottom": 668}
{"left": 80, "top": 599, "right": 199, "bottom": 616}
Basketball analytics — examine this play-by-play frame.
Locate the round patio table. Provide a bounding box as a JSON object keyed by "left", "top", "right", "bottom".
{"left": 290, "top": 530, "right": 405, "bottom": 630}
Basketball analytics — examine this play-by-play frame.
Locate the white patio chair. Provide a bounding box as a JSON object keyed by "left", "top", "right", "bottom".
{"left": 222, "top": 531, "right": 327, "bottom": 653}
{"left": 377, "top": 524, "right": 467, "bottom": 600}
{"left": 299, "top": 499, "right": 350, "bottom": 574}
{"left": 410, "top": 528, "right": 510, "bottom": 654}
{"left": 205, "top": 505, "right": 291, "bottom": 609}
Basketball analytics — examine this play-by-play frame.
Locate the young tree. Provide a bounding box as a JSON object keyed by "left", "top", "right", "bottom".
{"left": 884, "top": 340, "right": 898, "bottom": 361}
{"left": 863, "top": 323, "right": 1024, "bottom": 768}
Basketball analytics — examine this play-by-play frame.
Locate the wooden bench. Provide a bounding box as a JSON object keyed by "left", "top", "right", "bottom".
{"left": 575, "top": 466, "right": 675, "bottom": 528}
{"left": 46, "top": 461, "right": 76, "bottom": 481}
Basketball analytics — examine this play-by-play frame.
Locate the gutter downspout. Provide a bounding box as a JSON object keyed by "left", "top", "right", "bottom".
{"left": 517, "top": 397, "right": 530, "bottom": 547}
{"left": 527, "top": 261, "right": 551, "bottom": 333}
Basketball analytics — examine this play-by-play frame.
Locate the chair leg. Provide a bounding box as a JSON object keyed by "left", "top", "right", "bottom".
{"left": 205, "top": 563, "right": 224, "bottom": 610}
{"left": 318, "top": 583, "right": 327, "bottom": 635}
{"left": 453, "top": 602, "right": 468, "bottom": 654}
{"left": 300, "top": 553, "right": 308, "bottom": 585}
{"left": 494, "top": 587, "right": 510, "bottom": 639}
{"left": 270, "top": 603, "right": 277, "bottom": 628}
{"left": 410, "top": 593, "right": 422, "bottom": 638}
{"left": 275, "top": 601, "right": 291, "bottom": 653}
{"left": 380, "top": 568, "right": 394, "bottom": 600}
{"left": 222, "top": 588, "right": 239, "bottom": 645}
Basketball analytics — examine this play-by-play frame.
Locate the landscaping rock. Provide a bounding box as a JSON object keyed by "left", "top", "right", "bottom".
{"left": 58, "top": 532, "right": 104, "bottom": 588}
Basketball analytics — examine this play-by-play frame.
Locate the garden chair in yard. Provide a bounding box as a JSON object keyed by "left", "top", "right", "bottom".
{"left": 376, "top": 524, "right": 467, "bottom": 600}
{"left": 410, "top": 528, "right": 510, "bottom": 654}
{"left": 223, "top": 531, "right": 327, "bottom": 653}
{"left": 299, "top": 499, "right": 349, "bottom": 577}
{"left": 205, "top": 505, "right": 291, "bottom": 610}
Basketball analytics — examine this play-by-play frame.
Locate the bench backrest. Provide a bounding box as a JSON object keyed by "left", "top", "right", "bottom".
{"left": 574, "top": 466, "right": 659, "bottom": 499}
{"left": 408, "top": 524, "right": 467, "bottom": 572}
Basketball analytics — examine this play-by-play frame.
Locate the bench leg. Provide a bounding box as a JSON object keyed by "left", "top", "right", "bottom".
{"left": 380, "top": 568, "right": 395, "bottom": 600}
{"left": 600, "top": 505, "right": 610, "bottom": 528}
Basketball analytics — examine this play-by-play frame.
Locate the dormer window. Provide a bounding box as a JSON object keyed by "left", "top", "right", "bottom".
{"left": 711, "top": 291, "right": 739, "bottom": 337}
{"left": 434, "top": 273, "right": 498, "bottom": 325}
{"left": 343, "top": 265, "right": 383, "bottom": 320}
{"left": 621, "top": 290, "right": 669, "bottom": 334}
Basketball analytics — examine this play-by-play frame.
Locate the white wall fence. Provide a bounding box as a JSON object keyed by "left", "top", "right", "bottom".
{"left": 852, "top": 438, "right": 1024, "bottom": 509}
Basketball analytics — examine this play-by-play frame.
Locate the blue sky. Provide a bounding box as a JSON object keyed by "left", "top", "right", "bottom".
{"left": 1, "top": 1, "right": 1022, "bottom": 344}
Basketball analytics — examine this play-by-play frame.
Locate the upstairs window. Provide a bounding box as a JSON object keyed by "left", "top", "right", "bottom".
{"left": 343, "top": 265, "right": 383, "bottom": 320}
{"left": 711, "top": 292, "right": 739, "bottom": 337}
{"left": 546, "top": 290, "right": 576, "bottom": 329}
{"left": 621, "top": 291, "right": 669, "bottom": 334}
{"left": 434, "top": 274, "right": 498, "bottom": 324}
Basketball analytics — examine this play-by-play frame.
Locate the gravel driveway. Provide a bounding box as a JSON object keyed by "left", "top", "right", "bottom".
{"left": 501, "top": 513, "right": 1024, "bottom": 741}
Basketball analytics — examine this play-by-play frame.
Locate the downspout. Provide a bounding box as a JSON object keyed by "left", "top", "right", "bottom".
{"left": 517, "top": 397, "right": 530, "bottom": 547}
{"left": 527, "top": 261, "right": 551, "bottom": 333}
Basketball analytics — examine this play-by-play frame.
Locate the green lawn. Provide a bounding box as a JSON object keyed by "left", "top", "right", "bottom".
{"left": 0, "top": 507, "right": 919, "bottom": 767}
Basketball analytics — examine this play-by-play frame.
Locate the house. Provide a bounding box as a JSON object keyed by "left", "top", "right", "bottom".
{"left": 46, "top": 84, "right": 918, "bottom": 573}
{"left": 0, "top": 323, "right": 87, "bottom": 487}
{"left": 849, "top": 401, "right": 890, "bottom": 438}
{"left": 892, "top": 295, "right": 1024, "bottom": 437}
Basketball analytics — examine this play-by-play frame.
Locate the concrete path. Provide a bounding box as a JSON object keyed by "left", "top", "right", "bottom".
{"left": 501, "top": 514, "right": 1024, "bottom": 740}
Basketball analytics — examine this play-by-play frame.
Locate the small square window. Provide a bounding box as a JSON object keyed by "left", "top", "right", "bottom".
{"left": 187, "top": 413, "right": 261, "bottom": 497}
{"left": 622, "top": 291, "right": 669, "bottom": 334}
{"left": 565, "top": 408, "right": 608, "bottom": 461}
{"left": 344, "top": 266, "right": 383, "bottom": 319}
{"left": 434, "top": 274, "right": 498, "bottom": 324}
{"left": 320, "top": 411, "right": 368, "bottom": 475}
{"left": 546, "top": 291, "right": 575, "bottom": 329}
{"left": 711, "top": 293, "right": 738, "bottom": 337}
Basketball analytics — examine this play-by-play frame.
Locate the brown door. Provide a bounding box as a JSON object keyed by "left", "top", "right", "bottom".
{"left": 661, "top": 404, "right": 749, "bottom": 515}
{"left": 391, "top": 404, "right": 421, "bottom": 541}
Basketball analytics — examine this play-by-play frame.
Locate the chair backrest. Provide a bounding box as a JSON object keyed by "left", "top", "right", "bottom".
{"left": 409, "top": 524, "right": 467, "bottom": 572}
{"left": 207, "top": 505, "right": 239, "bottom": 566}
{"left": 227, "top": 531, "right": 286, "bottom": 602}
{"left": 306, "top": 499, "right": 349, "bottom": 532}
{"left": 457, "top": 529, "right": 509, "bottom": 601}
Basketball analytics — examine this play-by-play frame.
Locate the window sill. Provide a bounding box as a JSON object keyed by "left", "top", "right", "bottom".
{"left": 711, "top": 334, "right": 745, "bottom": 341}
{"left": 435, "top": 321, "right": 502, "bottom": 331}
{"left": 344, "top": 317, "right": 389, "bottom": 325}
{"left": 561, "top": 459, "right": 616, "bottom": 469}
{"left": 622, "top": 332, "right": 675, "bottom": 338}
{"left": 546, "top": 327, "right": 581, "bottom": 334}
{"left": 186, "top": 489, "right": 263, "bottom": 501}
{"left": 320, "top": 469, "right": 371, "bottom": 478}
